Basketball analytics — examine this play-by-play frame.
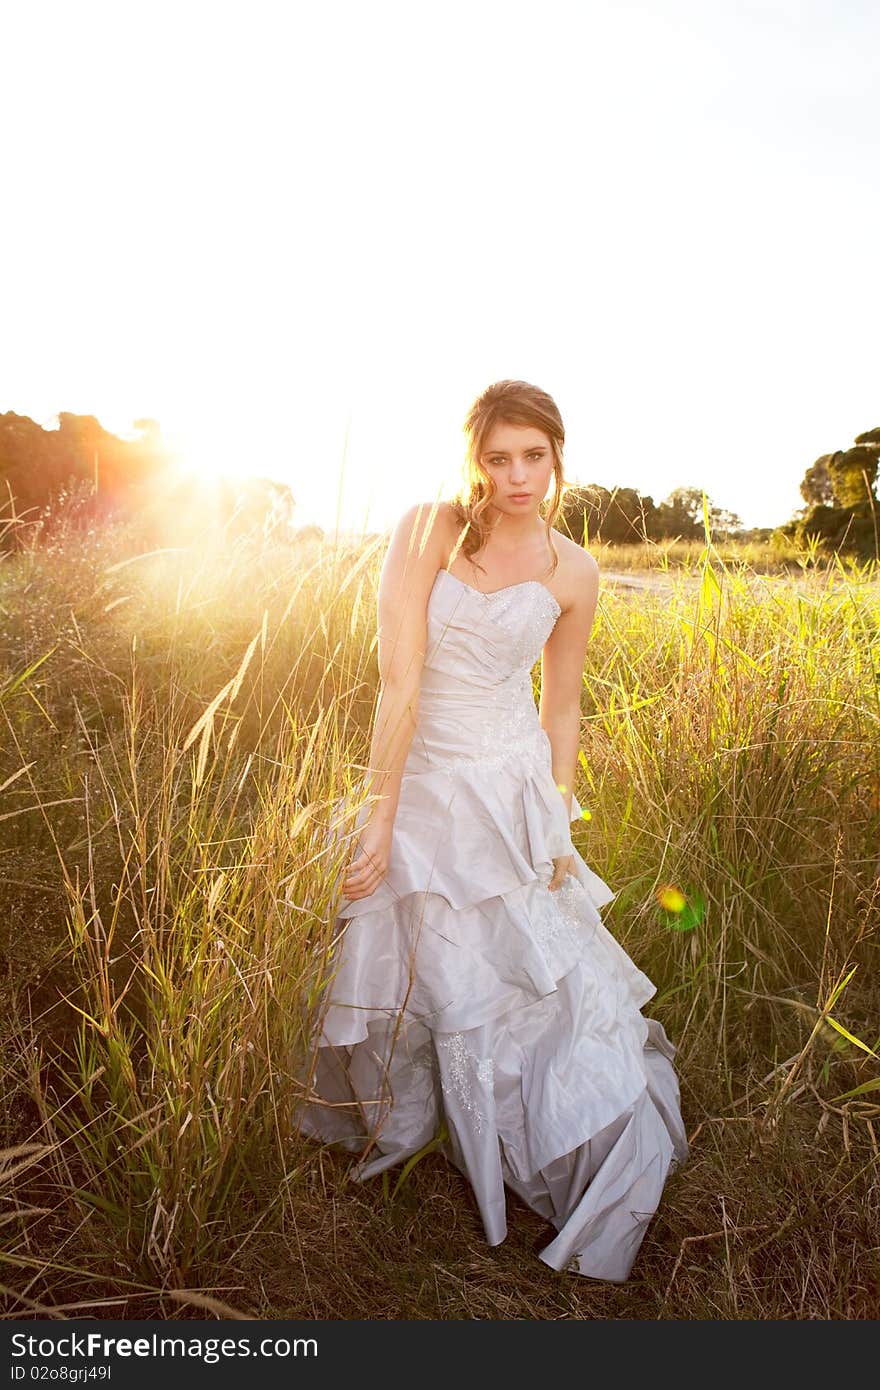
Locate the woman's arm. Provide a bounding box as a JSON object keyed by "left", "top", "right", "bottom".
{"left": 367, "top": 499, "right": 447, "bottom": 821}
{"left": 539, "top": 551, "right": 600, "bottom": 818}
{"left": 342, "top": 500, "right": 448, "bottom": 901}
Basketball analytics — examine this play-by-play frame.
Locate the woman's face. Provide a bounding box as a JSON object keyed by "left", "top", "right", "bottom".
{"left": 478, "top": 420, "right": 557, "bottom": 521}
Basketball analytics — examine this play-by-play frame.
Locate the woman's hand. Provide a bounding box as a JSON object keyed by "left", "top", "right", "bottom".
{"left": 341, "top": 817, "right": 394, "bottom": 902}
{"left": 548, "top": 854, "right": 574, "bottom": 891}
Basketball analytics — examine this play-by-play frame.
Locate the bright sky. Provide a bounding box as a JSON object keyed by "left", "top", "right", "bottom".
{"left": 1, "top": 0, "right": 878, "bottom": 535}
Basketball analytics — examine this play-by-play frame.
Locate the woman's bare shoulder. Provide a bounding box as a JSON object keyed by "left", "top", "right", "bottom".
{"left": 550, "top": 528, "right": 598, "bottom": 571}
{"left": 549, "top": 528, "right": 600, "bottom": 607}
{"left": 384, "top": 501, "right": 461, "bottom": 578}
{"left": 392, "top": 498, "right": 460, "bottom": 531}
{"left": 395, "top": 500, "right": 462, "bottom": 554}
{"left": 388, "top": 500, "right": 457, "bottom": 542}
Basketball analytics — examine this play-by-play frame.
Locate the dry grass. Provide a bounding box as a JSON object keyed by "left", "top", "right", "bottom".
{"left": 1, "top": 500, "right": 878, "bottom": 1320}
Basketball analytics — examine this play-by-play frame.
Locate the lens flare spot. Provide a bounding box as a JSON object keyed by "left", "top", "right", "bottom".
{"left": 657, "top": 885, "right": 687, "bottom": 913}
{"left": 580, "top": 808, "right": 592, "bottom": 820}
{"left": 655, "top": 884, "right": 705, "bottom": 933}
{"left": 557, "top": 783, "right": 568, "bottom": 794}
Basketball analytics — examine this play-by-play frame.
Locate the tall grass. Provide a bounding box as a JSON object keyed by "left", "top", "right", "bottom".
{"left": 1, "top": 500, "right": 879, "bottom": 1318}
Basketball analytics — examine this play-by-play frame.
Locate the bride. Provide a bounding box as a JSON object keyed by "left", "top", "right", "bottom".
{"left": 295, "top": 378, "right": 688, "bottom": 1283}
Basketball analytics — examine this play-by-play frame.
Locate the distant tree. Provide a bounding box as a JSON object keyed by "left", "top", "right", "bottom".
{"left": 0, "top": 409, "right": 178, "bottom": 548}
{"left": 800, "top": 454, "right": 834, "bottom": 508}
{"left": 830, "top": 429, "right": 879, "bottom": 508}
{"left": 790, "top": 424, "right": 879, "bottom": 560}
{"left": 0, "top": 411, "right": 89, "bottom": 525}
{"left": 650, "top": 487, "right": 701, "bottom": 540}
{"left": 669, "top": 486, "right": 704, "bottom": 521}
{"left": 557, "top": 484, "right": 604, "bottom": 545}
{"left": 709, "top": 506, "right": 744, "bottom": 536}
{"left": 650, "top": 487, "right": 743, "bottom": 540}
{"left": 804, "top": 430, "right": 878, "bottom": 512}
{"left": 559, "top": 484, "right": 655, "bottom": 544}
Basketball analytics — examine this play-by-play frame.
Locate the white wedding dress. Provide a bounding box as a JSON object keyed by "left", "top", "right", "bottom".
{"left": 295, "top": 568, "right": 688, "bottom": 1282}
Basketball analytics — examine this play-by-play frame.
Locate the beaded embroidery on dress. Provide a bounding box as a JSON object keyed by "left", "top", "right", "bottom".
{"left": 294, "top": 567, "right": 689, "bottom": 1283}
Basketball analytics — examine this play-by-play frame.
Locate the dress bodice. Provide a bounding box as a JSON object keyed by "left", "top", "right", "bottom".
{"left": 405, "top": 569, "right": 563, "bottom": 776}
{"left": 422, "top": 569, "right": 561, "bottom": 690}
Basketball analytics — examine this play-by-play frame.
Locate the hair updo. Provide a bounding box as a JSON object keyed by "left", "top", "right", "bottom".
{"left": 449, "top": 379, "right": 567, "bottom": 580}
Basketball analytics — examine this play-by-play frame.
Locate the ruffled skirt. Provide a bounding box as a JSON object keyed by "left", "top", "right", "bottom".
{"left": 294, "top": 722, "right": 688, "bottom": 1282}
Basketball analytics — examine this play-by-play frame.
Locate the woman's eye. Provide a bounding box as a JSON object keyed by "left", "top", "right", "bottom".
{"left": 486, "top": 454, "right": 544, "bottom": 465}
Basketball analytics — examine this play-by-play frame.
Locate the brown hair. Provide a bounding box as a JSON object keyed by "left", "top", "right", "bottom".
{"left": 449, "top": 379, "right": 566, "bottom": 580}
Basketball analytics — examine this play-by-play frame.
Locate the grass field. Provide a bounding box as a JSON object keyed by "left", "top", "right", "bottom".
{"left": 2, "top": 505, "right": 879, "bottom": 1320}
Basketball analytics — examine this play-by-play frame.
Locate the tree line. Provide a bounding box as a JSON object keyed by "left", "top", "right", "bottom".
{"left": 1, "top": 409, "right": 877, "bottom": 554}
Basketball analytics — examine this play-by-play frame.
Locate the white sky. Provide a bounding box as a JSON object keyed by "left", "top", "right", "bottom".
{"left": 1, "top": 0, "right": 878, "bottom": 534}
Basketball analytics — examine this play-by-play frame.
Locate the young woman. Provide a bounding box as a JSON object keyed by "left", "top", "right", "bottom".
{"left": 297, "top": 379, "right": 688, "bottom": 1283}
